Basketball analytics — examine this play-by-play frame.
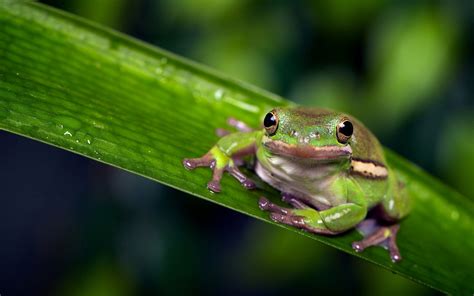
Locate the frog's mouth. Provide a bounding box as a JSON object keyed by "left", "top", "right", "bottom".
{"left": 263, "top": 139, "right": 352, "bottom": 161}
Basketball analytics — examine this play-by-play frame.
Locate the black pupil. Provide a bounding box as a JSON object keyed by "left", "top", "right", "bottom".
{"left": 264, "top": 113, "right": 276, "bottom": 128}
{"left": 340, "top": 121, "right": 353, "bottom": 136}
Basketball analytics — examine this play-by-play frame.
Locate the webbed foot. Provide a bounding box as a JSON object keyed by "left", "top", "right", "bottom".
{"left": 352, "top": 219, "right": 402, "bottom": 262}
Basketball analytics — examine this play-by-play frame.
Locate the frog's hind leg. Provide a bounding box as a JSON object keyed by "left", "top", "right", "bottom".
{"left": 227, "top": 117, "right": 253, "bottom": 132}
{"left": 216, "top": 117, "right": 254, "bottom": 137}
{"left": 352, "top": 173, "right": 409, "bottom": 262}
{"left": 352, "top": 219, "right": 401, "bottom": 262}
{"left": 216, "top": 128, "right": 231, "bottom": 137}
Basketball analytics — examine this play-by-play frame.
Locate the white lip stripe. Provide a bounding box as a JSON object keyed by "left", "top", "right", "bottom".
{"left": 351, "top": 160, "right": 388, "bottom": 178}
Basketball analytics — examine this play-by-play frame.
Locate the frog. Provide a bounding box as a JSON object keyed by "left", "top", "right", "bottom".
{"left": 183, "top": 107, "right": 410, "bottom": 262}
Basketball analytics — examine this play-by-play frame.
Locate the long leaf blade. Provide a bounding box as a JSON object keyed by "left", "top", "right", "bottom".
{"left": 0, "top": 3, "right": 473, "bottom": 294}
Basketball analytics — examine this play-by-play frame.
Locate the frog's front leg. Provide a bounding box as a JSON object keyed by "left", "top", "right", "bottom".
{"left": 183, "top": 148, "right": 254, "bottom": 192}
{"left": 259, "top": 197, "right": 367, "bottom": 235}
{"left": 259, "top": 181, "right": 368, "bottom": 235}
{"left": 183, "top": 131, "right": 261, "bottom": 193}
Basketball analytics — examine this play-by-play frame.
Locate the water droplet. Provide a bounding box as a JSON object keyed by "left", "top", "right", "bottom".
{"left": 64, "top": 131, "right": 72, "bottom": 137}
{"left": 82, "top": 134, "right": 93, "bottom": 145}
{"left": 92, "top": 121, "right": 105, "bottom": 129}
{"left": 214, "top": 89, "right": 224, "bottom": 100}
{"left": 16, "top": 72, "right": 19, "bottom": 76}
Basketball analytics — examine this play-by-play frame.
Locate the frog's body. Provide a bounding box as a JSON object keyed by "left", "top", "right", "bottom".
{"left": 183, "top": 107, "right": 410, "bottom": 262}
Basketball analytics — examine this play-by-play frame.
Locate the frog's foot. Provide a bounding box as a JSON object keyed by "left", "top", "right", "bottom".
{"left": 183, "top": 153, "right": 224, "bottom": 192}
{"left": 183, "top": 151, "right": 254, "bottom": 193}
{"left": 258, "top": 197, "right": 338, "bottom": 235}
{"left": 258, "top": 196, "right": 291, "bottom": 215}
{"left": 215, "top": 118, "right": 253, "bottom": 137}
{"left": 352, "top": 219, "right": 402, "bottom": 262}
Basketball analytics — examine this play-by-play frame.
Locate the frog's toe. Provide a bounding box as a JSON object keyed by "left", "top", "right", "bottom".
{"left": 207, "top": 180, "right": 221, "bottom": 193}
{"left": 258, "top": 197, "right": 290, "bottom": 214}
{"left": 227, "top": 166, "right": 255, "bottom": 190}
{"left": 182, "top": 158, "right": 197, "bottom": 170}
{"left": 281, "top": 193, "right": 308, "bottom": 209}
{"left": 258, "top": 196, "right": 270, "bottom": 210}
{"left": 270, "top": 212, "right": 305, "bottom": 227}
{"left": 227, "top": 117, "right": 253, "bottom": 132}
{"left": 242, "top": 179, "right": 256, "bottom": 189}
{"left": 182, "top": 153, "right": 213, "bottom": 170}
{"left": 390, "top": 251, "right": 402, "bottom": 262}
{"left": 215, "top": 128, "right": 230, "bottom": 137}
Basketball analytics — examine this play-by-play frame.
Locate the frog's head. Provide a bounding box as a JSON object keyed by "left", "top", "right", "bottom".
{"left": 261, "top": 107, "right": 353, "bottom": 162}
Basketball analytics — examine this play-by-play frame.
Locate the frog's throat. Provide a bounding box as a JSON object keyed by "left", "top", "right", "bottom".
{"left": 263, "top": 139, "right": 352, "bottom": 160}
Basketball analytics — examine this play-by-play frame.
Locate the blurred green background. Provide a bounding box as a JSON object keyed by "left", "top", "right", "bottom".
{"left": 1, "top": 0, "right": 472, "bottom": 295}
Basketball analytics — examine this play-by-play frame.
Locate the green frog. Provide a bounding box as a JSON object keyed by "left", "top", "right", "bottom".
{"left": 183, "top": 107, "right": 410, "bottom": 262}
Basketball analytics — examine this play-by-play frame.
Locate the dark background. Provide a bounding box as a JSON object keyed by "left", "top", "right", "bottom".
{"left": 2, "top": 0, "right": 473, "bottom": 295}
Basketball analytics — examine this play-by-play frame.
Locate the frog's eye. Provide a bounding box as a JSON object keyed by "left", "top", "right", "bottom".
{"left": 337, "top": 120, "right": 353, "bottom": 143}
{"left": 263, "top": 111, "right": 279, "bottom": 136}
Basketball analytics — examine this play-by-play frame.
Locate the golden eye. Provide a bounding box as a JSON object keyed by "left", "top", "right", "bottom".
{"left": 263, "top": 111, "right": 278, "bottom": 136}
{"left": 337, "top": 120, "right": 353, "bottom": 143}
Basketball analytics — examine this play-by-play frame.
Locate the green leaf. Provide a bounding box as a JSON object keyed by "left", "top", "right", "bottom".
{"left": 1, "top": 3, "right": 473, "bottom": 294}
